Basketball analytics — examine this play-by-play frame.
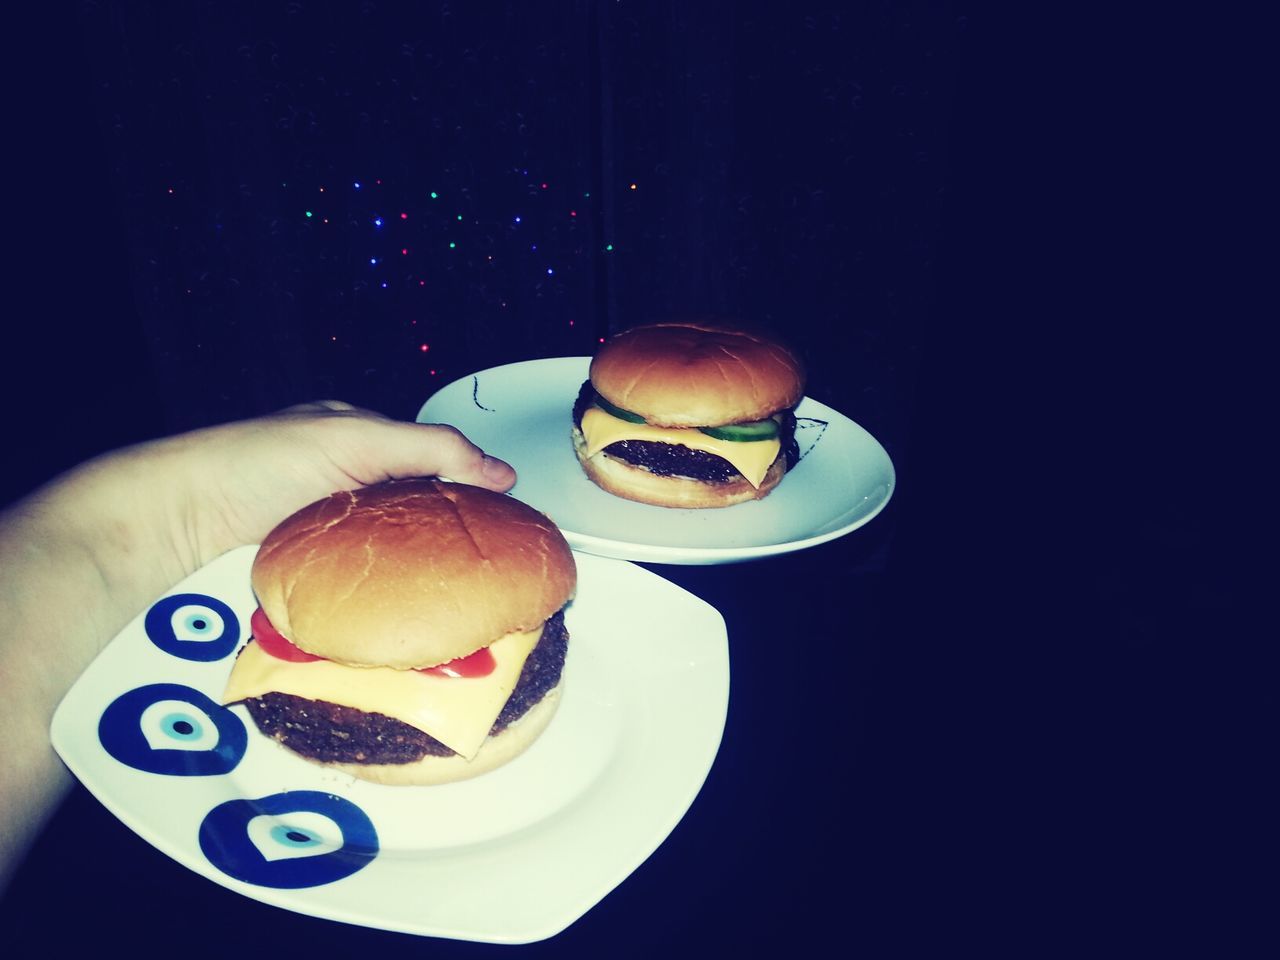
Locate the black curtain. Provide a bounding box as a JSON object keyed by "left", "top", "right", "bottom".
{"left": 5, "top": 0, "right": 955, "bottom": 509}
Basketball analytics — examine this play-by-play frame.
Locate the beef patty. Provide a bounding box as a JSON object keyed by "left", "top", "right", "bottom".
{"left": 572, "top": 380, "right": 799, "bottom": 482}
{"left": 241, "top": 610, "right": 568, "bottom": 765}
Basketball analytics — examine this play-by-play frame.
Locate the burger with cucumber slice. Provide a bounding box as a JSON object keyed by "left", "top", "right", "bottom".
{"left": 571, "top": 320, "right": 806, "bottom": 508}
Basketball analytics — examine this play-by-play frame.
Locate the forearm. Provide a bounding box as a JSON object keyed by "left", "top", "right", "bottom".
{"left": 0, "top": 449, "right": 191, "bottom": 893}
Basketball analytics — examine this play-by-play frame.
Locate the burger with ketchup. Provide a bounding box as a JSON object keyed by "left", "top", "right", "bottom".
{"left": 221, "top": 478, "right": 576, "bottom": 785}
{"left": 572, "top": 320, "right": 806, "bottom": 508}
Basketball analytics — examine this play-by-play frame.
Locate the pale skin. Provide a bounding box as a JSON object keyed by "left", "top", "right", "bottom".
{"left": 0, "top": 401, "right": 516, "bottom": 895}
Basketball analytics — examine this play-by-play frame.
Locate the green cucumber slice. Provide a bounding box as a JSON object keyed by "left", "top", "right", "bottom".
{"left": 594, "top": 391, "right": 779, "bottom": 441}
{"left": 698, "top": 419, "right": 779, "bottom": 442}
{"left": 593, "top": 395, "right": 647, "bottom": 424}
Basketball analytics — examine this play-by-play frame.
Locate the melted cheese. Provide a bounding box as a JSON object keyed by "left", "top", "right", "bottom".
{"left": 580, "top": 405, "right": 781, "bottom": 488}
{"left": 222, "top": 626, "right": 542, "bottom": 760}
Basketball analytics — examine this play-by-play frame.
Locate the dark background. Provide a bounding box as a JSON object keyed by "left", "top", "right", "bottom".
{"left": 2, "top": 0, "right": 1253, "bottom": 955}
{"left": 4, "top": 0, "right": 947, "bottom": 503}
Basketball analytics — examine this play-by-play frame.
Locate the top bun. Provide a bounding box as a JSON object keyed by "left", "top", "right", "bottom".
{"left": 589, "top": 320, "right": 805, "bottom": 427}
{"left": 250, "top": 479, "right": 576, "bottom": 670}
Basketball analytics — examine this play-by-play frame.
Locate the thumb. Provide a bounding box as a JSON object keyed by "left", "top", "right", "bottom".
{"left": 356, "top": 420, "right": 517, "bottom": 492}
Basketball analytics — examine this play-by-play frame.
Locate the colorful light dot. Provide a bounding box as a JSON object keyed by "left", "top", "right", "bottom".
{"left": 167, "top": 187, "right": 174, "bottom": 194}
{"left": 605, "top": 243, "right": 614, "bottom": 251}
{"left": 629, "top": 183, "right": 638, "bottom": 190}
{"left": 546, "top": 267, "right": 554, "bottom": 275}
{"left": 374, "top": 217, "right": 384, "bottom": 227}
{"left": 430, "top": 191, "right": 439, "bottom": 199}
{"left": 419, "top": 280, "right": 426, "bottom": 286}
{"left": 541, "top": 182, "right": 548, "bottom": 190}
{"left": 420, "top": 344, "right": 430, "bottom": 352}
{"left": 514, "top": 216, "right": 522, "bottom": 224}
{"left": 401, "top": 248, "right": 409, "bottom": 255}
{"left": 305, "top": 210, "right": 313, "bottom": 218}
{"left": 319, "top": 186, "right": 325, "bottom": 193}
{"left": 380, "top": 281, "right": 388, "bottom": 288}
{"left": 456, "top": 214, "right": 463, "bottom": 221}
{"left": 353, "top": 182, "right": 362, "bottom": 189}
{"left": 570, "top": 210, "right": 577, "bottom": 217}
{"left": 448, "top": 241, "right": 456, "bottom": 249}
{"left": 400, "top": 212, "right": 408, "bottom": 219}
{"left": 370, "top": 257, "right": 378, "bottom": 265}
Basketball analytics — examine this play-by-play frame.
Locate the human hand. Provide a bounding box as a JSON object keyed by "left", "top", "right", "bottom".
{"left": 144, "top": 400, "right": 517, "bottom": 571}
{"left": 0, "top": 401, "right": 515, "bottom": 890}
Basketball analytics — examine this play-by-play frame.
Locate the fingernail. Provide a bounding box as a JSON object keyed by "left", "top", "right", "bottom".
{"left": 481, "top": 454, "right": 510, "bottom": 479}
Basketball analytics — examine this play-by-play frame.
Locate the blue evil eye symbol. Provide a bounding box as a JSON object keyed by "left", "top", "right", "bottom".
{"left": 199, "top": 791, "right": 378, "bottom": 888}
{"left": 98, "top": 683, "right": 247, "bottom": 776}
{"left": 144, "top": 593, "right": 240, "bottom": 662}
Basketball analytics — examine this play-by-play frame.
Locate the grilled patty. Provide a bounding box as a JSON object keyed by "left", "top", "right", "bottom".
{"left": 572, "top": 379, "right": 799, "bottom": 480}
{"left": 241, "top": 610, "right": 568, "bottom": 765}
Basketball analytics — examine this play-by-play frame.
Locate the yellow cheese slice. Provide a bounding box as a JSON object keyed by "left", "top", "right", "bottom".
{"left": 580, "top": 405, "right": 781, "bottom": 488}
{"left": 222, "top": 625, "right": 542, "bottom": 761}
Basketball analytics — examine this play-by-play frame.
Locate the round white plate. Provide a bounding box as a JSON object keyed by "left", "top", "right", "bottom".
{"left": 51, "top": 545, "right": 729, "bottom": 944}
{"left": 417, "top": 357, "right": 896, "bottom": 564}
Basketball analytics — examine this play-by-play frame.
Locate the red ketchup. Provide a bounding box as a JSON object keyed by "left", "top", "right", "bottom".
{"left": 250, "top": 606, "right": 495, "bottom": 677}
{"left": 250, "top": 607, "right": 322, "bottom": 662}
{"left": 419, "top": 647, "right": 496, "bottom": 678}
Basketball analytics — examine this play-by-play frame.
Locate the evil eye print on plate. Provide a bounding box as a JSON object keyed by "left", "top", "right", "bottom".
{"left": 199, "top": 791, "right": 379, "bottom": 888}
{"left": 144, "top": 593, "right": 241, "bottom": 662}
{"left": 98, "top": 683, "right": 247, "bottom": 776}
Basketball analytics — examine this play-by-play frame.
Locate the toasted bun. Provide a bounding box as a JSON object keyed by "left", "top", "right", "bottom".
{"left": 589, "top": 320, "right": 805, "bottom": 427}
{"left": 572, "top": 425, "right": 786, "bottom": 508}
{"left": 319, "top": 686, "right": 563, "bottom": 786}
{"left": 251, "top": 479, "right": 576, "bottom": 670}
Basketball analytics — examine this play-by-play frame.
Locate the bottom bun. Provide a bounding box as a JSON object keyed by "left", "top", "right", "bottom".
{"left": 572, "top": 426, "right": 786, "bottom": 509}
{"left": 321, "top": 686, "right": 563, "bottom": 786}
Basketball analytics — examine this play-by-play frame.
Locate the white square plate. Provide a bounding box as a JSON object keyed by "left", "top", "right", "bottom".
{"left": 51, "top": 546, "right": 729, "bottom": 943}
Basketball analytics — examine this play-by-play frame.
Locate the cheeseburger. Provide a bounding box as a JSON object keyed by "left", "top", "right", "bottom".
{"left": 572, "top": 320, "right": 806, "bottom": 508}
{"left": 221, "top": 478, "right": 576, "bottom": 785}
